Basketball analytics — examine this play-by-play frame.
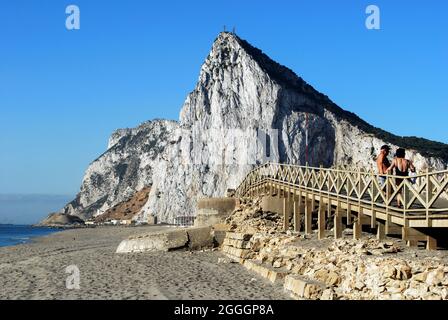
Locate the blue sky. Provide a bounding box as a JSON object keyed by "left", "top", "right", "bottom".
{"left": 0, "top": 0, "right": 447, "bottom": 200}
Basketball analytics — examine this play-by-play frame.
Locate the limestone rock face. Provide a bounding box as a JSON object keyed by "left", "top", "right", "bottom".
{"left": 59, "top": 120, "right": 179, "bottom": 220}
{"left": 54, "top": 32, "right": 447, "bottom": 223}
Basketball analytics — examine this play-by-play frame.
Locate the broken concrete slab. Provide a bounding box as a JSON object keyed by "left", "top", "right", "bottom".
{"left": 116, "top": 226, "right": 216, "bottom": 253}
{"left": 185, "top": 226, "right": 214, "bottom": 250}
{"left": 116, "top": 229, "right": 189, "bottom": 253}
{"left": 212, "top": 224, "right": 232, "bottom": 246}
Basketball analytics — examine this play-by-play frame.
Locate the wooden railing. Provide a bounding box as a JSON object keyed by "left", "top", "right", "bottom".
{"left": 236, "top": 162, "right": 448, "bottom": 221}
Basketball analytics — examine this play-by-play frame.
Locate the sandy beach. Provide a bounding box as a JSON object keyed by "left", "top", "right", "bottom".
{"left": 0, "top": 226, "right": 290, "bottom": 300}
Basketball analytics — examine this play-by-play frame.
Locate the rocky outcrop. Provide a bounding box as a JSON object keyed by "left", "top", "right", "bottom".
{"left": 37, "top": 213, "right": 84, "bottom": 228}
{"left": 54, "top": 32, "right": 448, "bottom": 224}
{"left": 58, "top": 120, "right": 178, "bottom": 221}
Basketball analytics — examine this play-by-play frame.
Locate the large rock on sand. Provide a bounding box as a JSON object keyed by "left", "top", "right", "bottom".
{"left": 116, "top": 227, "right": 213, "bottom": 253}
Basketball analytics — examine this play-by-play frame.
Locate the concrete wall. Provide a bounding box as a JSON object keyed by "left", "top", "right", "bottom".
{"left": 194, "top": 197, "right": 237, "bottom": 227}
{"left": 261, "top": 195, "right": 293, "bottom": 215}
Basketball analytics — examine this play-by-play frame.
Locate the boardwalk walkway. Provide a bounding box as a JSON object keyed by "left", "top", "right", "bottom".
{"left": 235, "top": 163, "right": 448, "bottom": 250}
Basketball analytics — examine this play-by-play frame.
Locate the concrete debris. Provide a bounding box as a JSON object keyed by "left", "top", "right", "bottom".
{"left": 220, "top": 195, "right": 448, "bottom": 300}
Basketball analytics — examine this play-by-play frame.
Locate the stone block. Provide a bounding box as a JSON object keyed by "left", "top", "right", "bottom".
{"left": 284, "top": 274, "right": 326, "bottom": 300}
{"left": 243, "top": 260, "right": 289, "bottom": 283}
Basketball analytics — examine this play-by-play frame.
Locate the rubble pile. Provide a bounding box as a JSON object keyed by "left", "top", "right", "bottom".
{"left": 221, "top": 196, "right": 448, "bottom": 300}
{"left": 224, "top": 196, "right": 284, "bottom": 235}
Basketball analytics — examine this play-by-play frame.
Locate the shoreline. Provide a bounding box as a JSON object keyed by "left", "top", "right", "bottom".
{"left": 0, "top": 225, "right": 290, "bottom": 300}
{"left": 0, "top": 225, "right": 63, "bottom": 248}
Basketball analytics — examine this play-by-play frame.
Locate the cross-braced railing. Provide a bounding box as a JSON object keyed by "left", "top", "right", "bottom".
{"left": 236, "top": 162, "right": 448, "bottom": 222}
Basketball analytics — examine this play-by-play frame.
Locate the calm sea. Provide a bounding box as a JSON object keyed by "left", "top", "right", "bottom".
{"left": 0, "top": 225, "right": 59, "bottom": 247}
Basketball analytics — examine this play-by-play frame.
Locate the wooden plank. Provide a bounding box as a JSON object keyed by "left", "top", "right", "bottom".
{"left": 334, "top": 201, "right": 342, "bottom": 239}
{"left": 402, "top": 227, "right": 426, "bottom": 241}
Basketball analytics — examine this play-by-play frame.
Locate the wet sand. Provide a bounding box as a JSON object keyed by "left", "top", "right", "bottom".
{"left": 0, "top": 226, "right": 290, "bottom": 300}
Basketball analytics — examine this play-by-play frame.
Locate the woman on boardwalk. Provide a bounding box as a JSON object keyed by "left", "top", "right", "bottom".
{"left": 387, "top": 148, "right": 416, "bottom": 207}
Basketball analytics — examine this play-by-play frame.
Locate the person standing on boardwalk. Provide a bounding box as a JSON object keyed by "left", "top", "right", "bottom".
{"left": 376, "top": 145, "right": 391, "bottom": 186}
{"left": 387, "top": 148, "right": 416, "bottom": 207}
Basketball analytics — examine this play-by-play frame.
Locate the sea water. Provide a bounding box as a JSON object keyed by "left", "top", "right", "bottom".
{"left": 0, "top": 225, "right": 59, "bottom": 247}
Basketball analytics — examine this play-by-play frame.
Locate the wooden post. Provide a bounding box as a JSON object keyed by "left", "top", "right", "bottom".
{"left": 377, "top": 222, "right": 385, "bottom": 240}
{"left": 283, "top": 194, "right": 289, "bottom": 232}
{"left": 407, "top": 240, "right": 419, "bottom": 247}
{"left": 427, "top": 236, "right": 437, "bottom": 250}
{"left": 311, "top": 193, "right": 316, "bottom": 212}
{"left": 305, "top": 193, "right": 312, "bottom": 234}
{"left": 346, "top": 203, "right": 352, "bottom": 225}
{"left": 371, "top": 209, "right": 376, "bottom": 229}
{"left": 426, "top": 169, "right": 433, "bottom": 227}
{"left": 386, "top": 172, "right": 391, "bottom": 232}
{"left": 319, "top": 165, "right": 323, "bottom": 187}
{"left": 402, "top": 227, "right": 422, "bottom": 247}
{"left": 346, "top": 173, "right": 352, "bottom": 224}
{"left": 293, "top": 193, "right": 301, "bottom": 232}
{"left": 327, "top": 197, "right": 332, "bottom": 223}
{"left": 353, "top": 210, "right": 362, "bottom": 240}
{"left": 318, "top": 195, "right": 325, "bottom": 240}
{"left": 334, "top": 201, "right": 342, "bottom": 239}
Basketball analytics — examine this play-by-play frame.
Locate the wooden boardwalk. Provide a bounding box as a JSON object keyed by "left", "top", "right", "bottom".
{"left": 235, "top": 163, "right": 448, "bottom": 250}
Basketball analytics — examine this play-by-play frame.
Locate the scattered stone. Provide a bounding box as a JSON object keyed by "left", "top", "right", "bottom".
{"left": 426, "top": 268, "right": 444, "bottom": 286}
{"left": 217, "top": 257, "right": 231, "bottom": 264}
{"left": 220, "top": 194, "right": 448, "bottom": 301}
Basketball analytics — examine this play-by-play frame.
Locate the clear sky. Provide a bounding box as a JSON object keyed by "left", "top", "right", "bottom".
{"left": 0, "top": 0, "right": 447, "bottom": 198}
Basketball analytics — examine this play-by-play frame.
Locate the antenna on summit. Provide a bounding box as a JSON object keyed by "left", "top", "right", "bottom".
{"left": 232, "top": 26, "right": 236, "bottom": 34}
{"left": 223, "top": 25, "right": 227, "bottom": 32}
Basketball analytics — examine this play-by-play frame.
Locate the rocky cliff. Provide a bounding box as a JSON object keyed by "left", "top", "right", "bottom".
{"left": 53, "top": 32, "right": 448, "bottom": 224}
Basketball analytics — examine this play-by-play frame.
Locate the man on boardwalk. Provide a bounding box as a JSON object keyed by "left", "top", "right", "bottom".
{"left": 376, "top": 145, "right": 391, "bottom": 186}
